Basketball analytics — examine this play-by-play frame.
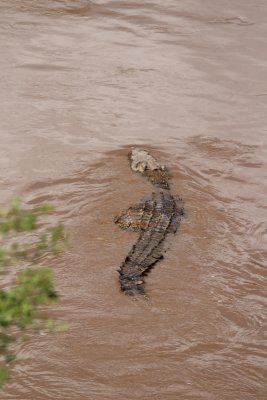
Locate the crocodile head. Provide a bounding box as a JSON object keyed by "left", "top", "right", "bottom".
{"left": 129, "top": 149, "right": 163, "bottom": 173}
{"left": 128, "top": 149, "right": 170, "bottom": 189}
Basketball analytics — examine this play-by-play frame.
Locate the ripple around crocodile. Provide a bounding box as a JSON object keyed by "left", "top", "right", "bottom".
{"left": 115, "top": 149, "right": 184, "bottom": 296}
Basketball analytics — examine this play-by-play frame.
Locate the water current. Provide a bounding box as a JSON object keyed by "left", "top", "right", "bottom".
{"left": 0, "top": 1, "right": 266, "bottom": 399}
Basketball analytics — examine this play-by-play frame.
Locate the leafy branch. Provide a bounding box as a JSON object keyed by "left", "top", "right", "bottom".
{"left": 0, "top": 199, "right": 67, "bottom": 384}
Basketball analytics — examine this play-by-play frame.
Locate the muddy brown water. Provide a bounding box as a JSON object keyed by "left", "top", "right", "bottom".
{"left": 0, "top": 1, "right": 267, "bottom": 399}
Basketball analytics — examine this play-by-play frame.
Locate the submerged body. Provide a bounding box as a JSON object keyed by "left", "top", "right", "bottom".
{"left": 115, "top": 149, "right": 184, "bottom": 296}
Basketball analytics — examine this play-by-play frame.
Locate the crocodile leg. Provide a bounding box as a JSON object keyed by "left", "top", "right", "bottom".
{"left": 114, "top": 198, "right": 154, "bottom": 232}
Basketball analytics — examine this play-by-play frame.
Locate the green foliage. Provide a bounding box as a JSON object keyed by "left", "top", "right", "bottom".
{"left": 0, "top": 199, "right": 67, "bottom": 384}
{"left": 0, "top": 367, "right": 9, "bottom": 384}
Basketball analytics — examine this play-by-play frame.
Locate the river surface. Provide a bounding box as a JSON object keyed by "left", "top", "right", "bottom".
{"left": 0, "top": 1, "right": 267, "bottom": 399}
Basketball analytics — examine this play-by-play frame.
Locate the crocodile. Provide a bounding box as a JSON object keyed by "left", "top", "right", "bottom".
{"left": 115, "top": 149, "right": 184, "bottom": 296}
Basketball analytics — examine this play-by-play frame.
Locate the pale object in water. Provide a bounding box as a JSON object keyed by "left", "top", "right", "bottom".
{"left": 129, "top": 149, "right": 165, "bottom": 173}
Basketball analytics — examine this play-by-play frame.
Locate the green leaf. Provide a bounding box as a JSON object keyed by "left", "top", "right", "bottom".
{"left": 0, "top": 367, "right": 10, "bottom": 384}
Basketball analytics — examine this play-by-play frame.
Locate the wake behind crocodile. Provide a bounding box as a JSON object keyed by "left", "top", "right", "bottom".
{"left": 115, "top": 149, "right": 184, "bottom": 296}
